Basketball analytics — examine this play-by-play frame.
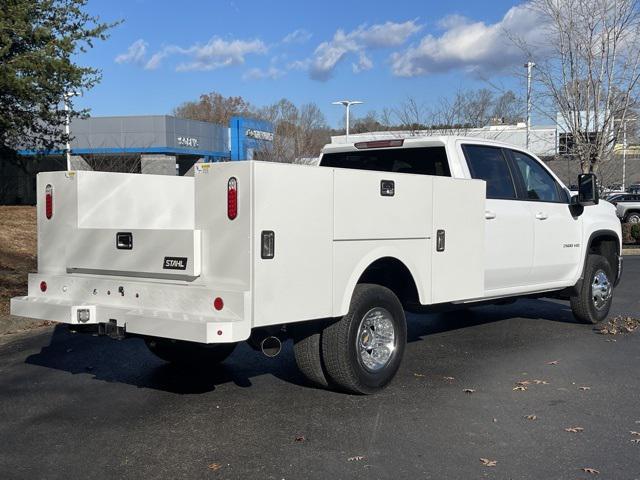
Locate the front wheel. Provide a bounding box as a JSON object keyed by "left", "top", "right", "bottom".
{"left": 144, "top": 338, "right": 237, "bottom": 367}
{"left": 570, "top": 254, "right": 614, "bottom": 324}
{"left": 625, "top": 212, "right": 640, "bottom": 224}
{"left": 321, "top": 284, "right": 407, "bottom": 394}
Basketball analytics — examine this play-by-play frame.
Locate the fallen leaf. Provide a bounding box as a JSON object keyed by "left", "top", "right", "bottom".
{"left": 565, "top": 426, "right": 584, "bottom": 433}
{"left": 546, "top": 360, "right": 559, "bottom": 365}
{"left": 208, "top": 463, "right": 222, "bottom": 471}
{"left": 463, "top": 388, "right": 476, "bottom": 394}
{"left": 631, "top": 439, "right": 640, "bottom": 444}
{"left": 525, "top": 414, "right": 537, "bottom": 421}
{"left": 413, "top": 373, "right": 425, "bottom": 377}
{"left": 513, "top": 385, "right": 527, "bottom": 391}
{"left": 581, "top": 467, "right": 600, "bottom": 474}
{"left": 294, "top": 435, "right": 305, "bottom": 442}
{"left": 480, "top": 458, "right": 497, "bottom": 467}
{"left": 443, "top": 376, "right": 455, "bottom": 381}
{"left": 630, "top": 431, "right": 640, "bottom": 436}
{"left": 532, "top": 379, "right": 549, "bottom": 385}
{"left": 578, "top": 386, "right": 591, "bottom": 391}
{"left": 348, "top": 456, "right": 364, "bottom": 462}
{"left": 516, "top": 380, "right": 531, "bottom": 386}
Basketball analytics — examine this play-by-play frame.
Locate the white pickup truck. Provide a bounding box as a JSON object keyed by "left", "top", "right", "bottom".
{"left": 11, "top": 137, "right": 622, "bottom": 394}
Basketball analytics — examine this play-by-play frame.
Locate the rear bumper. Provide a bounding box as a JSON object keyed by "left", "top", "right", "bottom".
{"left": 10, "top": 274, "right": 251, "bottom": 344}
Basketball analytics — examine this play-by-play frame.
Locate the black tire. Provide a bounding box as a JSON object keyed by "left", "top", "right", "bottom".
{"left": 144, "top": 337, "right": 236, "bottom": 367}
{"left": 292, "top": 323, "right": 330, "bottom": 388}
{"left": 321, "top": 284, "right": 407, "bottom": 394}
{"left": 625, "top": 212, "right": 640, "bottom": 224}
{"left": 570, "top": 254, "right": 614, "bottom": 324}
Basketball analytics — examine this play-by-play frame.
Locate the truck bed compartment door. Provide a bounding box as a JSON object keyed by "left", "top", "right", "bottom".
{"left": 431, "top": 177, "right": 485, "bottom": 303}
{"left": 67, "top": 228, "right": 201, "bottom": 278}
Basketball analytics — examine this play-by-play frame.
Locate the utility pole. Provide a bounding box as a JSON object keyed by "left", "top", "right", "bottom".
{"left": 524, "top": 62, "right": 535, "bottom": 150}
{"left": 63, "top": 91, "right": 80, "bottom": 171}
{"left": 622, "top": 118, "right": 637, "bottom": 191}
{"left": 332, "top": 100, "right": 363, "bottom": 143}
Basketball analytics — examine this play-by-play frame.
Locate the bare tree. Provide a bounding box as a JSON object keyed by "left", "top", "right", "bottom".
{"left": 352, "top": 111, "right": 384, "bottom": 134}
{"left": 173, "top": 91, "right": 254, "bottom": 125}
{"left": 256, "top": 99, "right": 329, "bottom": 163}
{"left": 512, "top": 0, "right": 640, "bottom": 173}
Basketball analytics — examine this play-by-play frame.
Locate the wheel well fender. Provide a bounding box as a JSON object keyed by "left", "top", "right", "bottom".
{"left": 335, "top": 252, "right": 424, "bottom": 317}
{"left": 575, "top": 229, "right": 621, "bottom": 290}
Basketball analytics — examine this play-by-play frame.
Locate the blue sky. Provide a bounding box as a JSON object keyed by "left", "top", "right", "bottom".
{"left": 77, "top": 0, "right": 541, "bottom": 127}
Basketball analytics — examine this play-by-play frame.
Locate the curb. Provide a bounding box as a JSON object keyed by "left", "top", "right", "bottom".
{"left": 622, "top": 248, "right": 640, "bottom": 256}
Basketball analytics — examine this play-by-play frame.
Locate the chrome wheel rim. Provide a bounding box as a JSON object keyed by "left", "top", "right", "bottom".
{"left": 591, "top": 269, "right": 612, "bottom": 310}
{"left": 356, "top": 308, "right": 396, "bottom": 372}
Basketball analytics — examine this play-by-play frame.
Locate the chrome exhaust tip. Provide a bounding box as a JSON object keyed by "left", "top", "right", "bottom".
{"left": 260, "top": 336, "right": 282, "bottom": 357}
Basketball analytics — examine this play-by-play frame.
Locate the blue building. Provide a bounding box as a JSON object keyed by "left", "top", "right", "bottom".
{"left": 2, "top": 115, "right": 274, "bottom": 204}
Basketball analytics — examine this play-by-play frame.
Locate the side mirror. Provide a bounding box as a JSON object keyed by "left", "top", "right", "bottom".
{"left": 577, "top": 173, "right": 599, "bottom": 206}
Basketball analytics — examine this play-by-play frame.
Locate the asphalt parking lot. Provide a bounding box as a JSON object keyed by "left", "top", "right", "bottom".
{"left": 1, "top": 258, "right": 639, "bottom": 479}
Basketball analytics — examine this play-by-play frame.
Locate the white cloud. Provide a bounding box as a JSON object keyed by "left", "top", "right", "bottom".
{"left": 282, "top": 29, "right": 312, "bottom": 44}
{"left": 308, "top": 20, "right": 421, "bottom": 81}
{"left": 115, "top": 39, "right": 148, "bottom": 65}
{"left": 242, "top": 66, "right": 285, "bottom": 80}
{"left": 175, "top": 37, "right": 267, "bottom": 71}
{"left": 352, "top": 53, "right": 373, "bottom": 73}
{"left": 144, "top": 51, "right": 169, "bottom": 70}
{"left": 391, "top": 4, "right": 549, "bottom": 77}
{"left": 141, "top": 37, "right": 267, "bottom": 72}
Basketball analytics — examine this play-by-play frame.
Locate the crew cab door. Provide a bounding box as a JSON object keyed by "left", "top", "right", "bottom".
{"left": 460, "top": 144, "right": 534, "bottom": 292}
{"left": 505, "top": 149, "right": 582, "bottom": 284}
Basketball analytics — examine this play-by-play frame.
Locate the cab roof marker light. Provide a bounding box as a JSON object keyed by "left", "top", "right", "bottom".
{"left": 354, "top": 139, "right": 404, "bottom": 150}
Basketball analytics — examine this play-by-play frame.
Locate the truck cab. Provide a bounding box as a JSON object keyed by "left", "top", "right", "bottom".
{"left": 320, "top": 136, "right": 622, "bottom": 300}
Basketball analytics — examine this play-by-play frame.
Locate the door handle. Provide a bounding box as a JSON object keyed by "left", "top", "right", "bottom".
{"left": 535, "top": 212, "right": 548, "bottom": 220}
{"left": 485, "top": 210, "right": 496, "bottom": 220}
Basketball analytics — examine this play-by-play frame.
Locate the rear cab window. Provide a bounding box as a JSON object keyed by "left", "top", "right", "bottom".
{"left": 320, "top": 146, "right": 451, "bottom": 177}
{"left": 461, "top": 144, "right": 517, "bottom": 199}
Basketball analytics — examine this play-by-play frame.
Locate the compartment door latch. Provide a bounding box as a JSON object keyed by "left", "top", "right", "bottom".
{"left": 436, "top": 229, "right": 446, "bottom": 252}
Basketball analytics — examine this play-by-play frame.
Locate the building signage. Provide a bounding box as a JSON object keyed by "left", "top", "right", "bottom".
{"left": 177, "top": 136, "right": 199, "bottom": 148}
{"left": 245, "top": 128, "right": 274, "bottom": 142}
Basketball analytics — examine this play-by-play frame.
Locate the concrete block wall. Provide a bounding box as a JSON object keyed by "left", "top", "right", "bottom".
{"left": 140, "top": 154, "right": 177, "bottom": 176}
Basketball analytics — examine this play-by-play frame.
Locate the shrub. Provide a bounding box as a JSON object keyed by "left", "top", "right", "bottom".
{"left": 622, "top": 224, "right": 636, "bottom": 244}
{"left": 632, "top": 224, "right": 640, "bottom": 241}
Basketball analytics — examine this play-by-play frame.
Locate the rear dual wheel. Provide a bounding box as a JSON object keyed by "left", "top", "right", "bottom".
{"left": 293, "top": 284, "right": 407, "bottom": 394}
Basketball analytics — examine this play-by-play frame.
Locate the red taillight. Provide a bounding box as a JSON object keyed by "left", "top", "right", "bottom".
{"left": 228, "top": 177, "right": 238, "bottom": 220}
{"left": 354, "top": 139, "right": 404, "bottom": 149}
{"left": 40, "top": 281, "right": 47, "bottom": 293}
{"left": 45, "top": 184, "right": 53, "bottom": 219}
{"left": 213, "top": 297, "right": 224, "bottom": 311}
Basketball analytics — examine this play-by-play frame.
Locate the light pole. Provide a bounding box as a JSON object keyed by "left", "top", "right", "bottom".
{"left": 524, "top": 61, "right": 535, "bottom": 150}
{"left": 332, "top": 100, "right": 363, "bottom": 143}
{"left": 622, "top": 117, "right": 636, "bottom": 191}
{"left": 63, "top": 91, "right": 80, "bottom": 171}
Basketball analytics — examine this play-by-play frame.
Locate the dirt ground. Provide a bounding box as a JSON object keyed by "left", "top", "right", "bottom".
{"left": 0, "top": 206, "right": 38, "bottom": 328}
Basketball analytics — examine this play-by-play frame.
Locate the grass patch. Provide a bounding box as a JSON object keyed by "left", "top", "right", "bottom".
{"left": 0, "top": 206, "right": 37, "bottom": 317}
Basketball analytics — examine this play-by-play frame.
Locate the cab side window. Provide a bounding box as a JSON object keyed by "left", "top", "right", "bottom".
{"left": 462, "top": 145, "right": 517, "bottom": 199}
{"left": 509, "top": 150, "right": 564, "bottom": 202}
